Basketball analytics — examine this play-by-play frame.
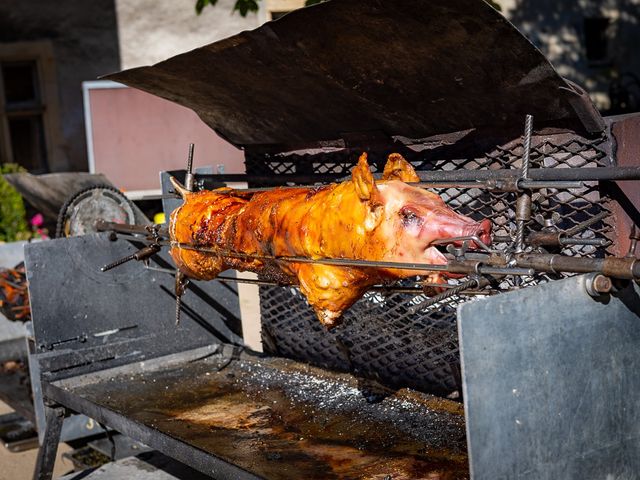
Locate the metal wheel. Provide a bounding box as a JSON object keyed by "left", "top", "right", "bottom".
{"left": 55, "top": 185, "right": 136, "bottom": 238}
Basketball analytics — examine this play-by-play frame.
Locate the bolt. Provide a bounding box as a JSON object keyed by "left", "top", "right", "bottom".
{"left": 585, "top": 273, "right": 612, "bottom": 297}
{"left": 592, "top": 274, "right": 612, "bottom": 294}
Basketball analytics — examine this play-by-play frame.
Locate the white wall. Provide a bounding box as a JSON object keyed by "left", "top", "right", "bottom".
{"left": 115, "top": 0, "right": 267, "bottom": 69}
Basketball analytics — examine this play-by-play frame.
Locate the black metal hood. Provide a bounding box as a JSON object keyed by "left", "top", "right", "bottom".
{"left": 106, "top": 0, "right": 604, "bottom": 150}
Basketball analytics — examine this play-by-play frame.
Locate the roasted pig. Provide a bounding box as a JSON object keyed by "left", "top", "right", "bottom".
{"left": 169, "top": 153, "right": 490, "bottom": 327}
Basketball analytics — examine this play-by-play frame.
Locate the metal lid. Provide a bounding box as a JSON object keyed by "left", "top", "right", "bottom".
{"left": 106, "top": 0, "right": 604, "bottom": 150}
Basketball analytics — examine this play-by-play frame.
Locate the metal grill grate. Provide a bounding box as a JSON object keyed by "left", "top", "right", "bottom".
{"left": 248, "top": 133, "right": 615, "bottom": 397}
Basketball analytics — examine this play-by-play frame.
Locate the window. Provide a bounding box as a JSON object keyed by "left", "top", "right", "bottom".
{"left": 0, "top": 42, "right": 61, "bottom": 173}
{"left": 266, "top": 0, "right": 305, "bottom": 20}
{"left": 583, "top": 17, "right": 610, "bottom": 65}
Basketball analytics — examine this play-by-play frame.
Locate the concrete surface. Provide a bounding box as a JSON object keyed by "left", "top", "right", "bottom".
{"left": 0, "top": 400, "right": 72, "bottom": 480}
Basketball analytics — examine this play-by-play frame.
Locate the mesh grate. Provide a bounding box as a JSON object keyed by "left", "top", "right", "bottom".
{"left": 248, "top": 133, "right": 615, "bottom": 397}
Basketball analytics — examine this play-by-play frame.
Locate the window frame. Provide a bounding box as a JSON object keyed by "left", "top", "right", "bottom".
{"left": 265, "top": 0, "right": 305, "bottom": 20}
{"left": 0, "top": 41, "right": 62, "bottom": 171}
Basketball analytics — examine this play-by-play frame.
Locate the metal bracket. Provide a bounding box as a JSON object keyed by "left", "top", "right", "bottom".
{"left": 32, "top": 405, "right": 65, "bottom": 480}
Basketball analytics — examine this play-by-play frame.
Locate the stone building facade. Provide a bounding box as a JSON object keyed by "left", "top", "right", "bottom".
{"left": 0, "top": 0, "right": 638, "bottom": 173}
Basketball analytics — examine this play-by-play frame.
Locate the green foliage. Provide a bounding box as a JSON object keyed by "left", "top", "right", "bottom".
{"left": 196, "top": 0, "right": 259, "bottom": 17}
{"left": 0, "top": 164, "right": 26, "bottom": 174}
{"left": 195, "top": 0, "right": 217, "bottom": 15}
{"left": 0, "top": 164, "right": 30, "bottom": 243}
{"left": 485, "top": 0, "right": 501, "bottom": 11}
{"left": 235, "top": 0, "right": 260, "bottom": 16}
{"left": 196, "top": 0, "right": 499, "bottom": 17}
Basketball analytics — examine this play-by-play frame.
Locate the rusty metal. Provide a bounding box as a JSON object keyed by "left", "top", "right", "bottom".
{"left": 408, "top": 276, "right": 490, "bottom": 313}
{"left": 607, "top": 114, "right": 640, "bottom": 256}
{"left": 193, "top": 176, "right": 585, "bottom": 192}
{"left": 184, "top": 143, "right": 195, "bottom": 192}
{"left": 584, "top": 273, "right": 613, "bottom": 296}
{"left": 414, "top": 166, "right": 640, "bottom": 183}
{"left": 95, "top": 219, "right": 166, "bottom": 240}
{"left": 100, "top": 244, "right": 161, "bottom": 272}
{"left": 143, "top": 265, "right": 492, "bottom": 296}
{"left": 627, "top": 225, "right": 640, "bottom": 257}
{"left": 170, "top": 241, "right": 535, "bottom": 277}
{"left": 563, "top": 211, "right": 610, "bottom": 237}
{"left": 513, "top": 253, "right": 640, "bottom": 279}
{"left": 98, "top": 217, "right": 639, "bottom": 287}
{"left": 527, "top": 231, "right": 609, "bottom": 247}
{"left": 174, "top": 271, "right": 189, "bottom": 326}
{"left": 514, "top": 194, "right": 532, "bottom": 253}
{"left": 167, "top": 239, "right": 640, "bottom": 281}
{"left": 514, "top": 117, "right": 533, "bottom": 252}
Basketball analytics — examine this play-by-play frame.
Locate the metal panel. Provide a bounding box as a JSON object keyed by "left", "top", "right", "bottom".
{"left": 45, "top": 344, "right": 468, "bottom": 479}
{"left": 458, "top": 275, "right": 640, "bottom": 479}
{"left": 106, "top": 0, "right": 603, "bottom": 149}
{"left": 25, "top": 234, "right": 242, "bottom": 368}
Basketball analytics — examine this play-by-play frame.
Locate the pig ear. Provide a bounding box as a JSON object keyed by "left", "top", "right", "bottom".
{"left": 352, "top": 153, "right": 380, "bottom": 203}
{"left": 352, "top": 153, "right": 383, "bottom": 231}
{"left": 382, "top": 153, "right": 420, "bottom": 182}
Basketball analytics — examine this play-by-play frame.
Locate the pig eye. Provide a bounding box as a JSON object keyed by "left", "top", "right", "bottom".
{"left": 399, "top": 207, "right": 423, "bottom": 227}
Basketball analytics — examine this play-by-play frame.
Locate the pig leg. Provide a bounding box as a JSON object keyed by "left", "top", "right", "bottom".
{"left": 295, "top": 264, "right": 369, "bottom": 328}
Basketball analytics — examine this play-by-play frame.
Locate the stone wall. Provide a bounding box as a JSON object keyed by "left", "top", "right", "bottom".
{"left": 501, "top": 0, "right": 640, "bottom": 111}
{"left": 0, "top": 0, "right": 120, "bottom": 171}
{"left": 0, "top": 0, "right": 262, "bottom": 172}
{"left": 115, "top": 0, "right": 264, "bottom": 69}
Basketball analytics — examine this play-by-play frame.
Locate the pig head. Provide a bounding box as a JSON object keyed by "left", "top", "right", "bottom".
{"left": 290, "top": 153, "right": 491, "bottom": 327}
{"left": 169, "top": 152, "right": 491, "bottom": 329}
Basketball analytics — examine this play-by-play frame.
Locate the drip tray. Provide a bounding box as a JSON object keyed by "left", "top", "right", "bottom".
{"left": 47, "top": 345, "right": 468, "bottom": 479}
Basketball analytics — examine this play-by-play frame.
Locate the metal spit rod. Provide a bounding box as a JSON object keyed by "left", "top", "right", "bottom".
{"left": 96, "top": 221, "right": 639, "bottom": 280}
{"left": 168, "top": 241, "right": 536, "bottom": 277}
{"left": 142, "top": 265, "right": 492, "bottom": 295}
{"left": 200, "top": 179, "right": 585, "bottom": 195}
{"left": 188, "top": 166, "right": 640, "bottom": 192}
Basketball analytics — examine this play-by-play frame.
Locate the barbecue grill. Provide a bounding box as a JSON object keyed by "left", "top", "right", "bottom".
{"left": 27, "top": 0, "right": 640, "bottom": 479}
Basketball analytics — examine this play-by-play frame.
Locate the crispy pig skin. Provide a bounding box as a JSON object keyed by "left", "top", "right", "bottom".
{"left": 169, "top": 153, "right": 486, "bottom": 328}
{"left": 171, "top": 154, "right": 392, "bottom": 327}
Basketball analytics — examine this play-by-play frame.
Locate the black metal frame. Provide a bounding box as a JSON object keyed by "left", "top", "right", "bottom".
{"left": 25, "top": 234, "right": 244, "bottom": 479}
{"left": 33, "top": 405, "right": 65, "bottom": 480}
{"left": 27, "top": 137, "right": 640, "bottom": 479}
{"left": 38, "top": 380, "right": 260, "bottom": 480}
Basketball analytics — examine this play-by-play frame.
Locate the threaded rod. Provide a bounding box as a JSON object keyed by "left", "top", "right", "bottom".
{"left": 101, "top": 253, "right": 136, "bottom": 272}
{"left": 409, "top": 277, "right": 488, "bottom": 313}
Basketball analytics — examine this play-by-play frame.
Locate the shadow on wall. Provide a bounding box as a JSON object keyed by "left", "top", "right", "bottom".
{"left": 506, "top": 0, "right": 640, "bottom": 114}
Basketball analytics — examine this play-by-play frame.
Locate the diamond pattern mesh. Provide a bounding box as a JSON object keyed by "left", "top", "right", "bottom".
{"left": 246, "top": 133, "right": 614, "bottom": 397}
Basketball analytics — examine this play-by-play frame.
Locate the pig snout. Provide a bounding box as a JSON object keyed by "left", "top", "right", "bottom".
{"left": 467, "top": 219, "right": 491, "bottom": 247}
{"left": 447, "top": 218, "right": 492, "bottom": 249}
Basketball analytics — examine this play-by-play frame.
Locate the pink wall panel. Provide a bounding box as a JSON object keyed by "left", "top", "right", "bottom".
{"left": 88, "top": 86, "right": 245, "bottom": 192}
